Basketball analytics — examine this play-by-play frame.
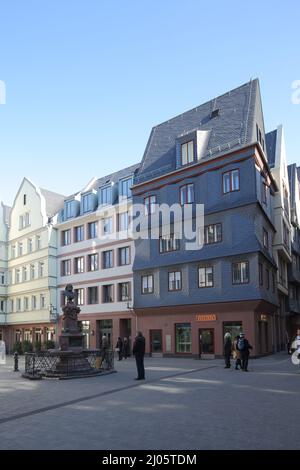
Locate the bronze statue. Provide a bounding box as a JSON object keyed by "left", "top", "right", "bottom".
{"left": 62, "top": 284, "right": 81, "bottom": 332}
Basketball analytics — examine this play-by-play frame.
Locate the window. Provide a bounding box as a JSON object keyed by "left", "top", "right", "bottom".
{"left": 232, "top": 261, "right": 249, "bottom": 285}
{"left": 103, "top": 250, "right": 113, "bottom": 269}
{"left": 120, "top": 177, "right": 133, "bottom": 199}
{"left": 11, "top": 245, "right": 16, "bottom": 259}
{"left": 103, "top": 285, "right": 114, "bottom": 303}
{"left": 180, "top": 184, "right": 194, "bottom": 205}
{"left": 82, "top": 193, "right": 93, "bottom": 213}
{"left": 32, "top": 296, "right": 37, "bottom": 309}
{"left": 88, "top": 253, "right": 99, "bottom": 271}
{"left": 119, "top": 247, "right": 130, "bottom": 266}
{"left": 30, "top": 264, "right": 35, "bottom": 280}
{"left": 36, "top": 235, "right": 41, "bottom": 250}
{"left": 266, "top": 268, "right": 270, "bottom": 289}
{"left": 17, "top": 298, "right": 21, "bottom": 311}
{"left": 272, "top": 273, "right": 275, "bottom": 293}
{"left": 0, "top": 272, "right": 4, "bottom": 285}
{"left": 40, "top": 294, "right": 46, "bottom": 309}
{"left": 118, "top": 212, "right": 129, "bottom": 231}
{"left": 23, "top": 194, "right": 27, "bottom": 205}
{"left": 24, "top": 297, "right": 29, "bottom": 310}
{"left": 62, "top": 260, "right": 71, "bottom": 276}
{"left": 19, "top": 213, "right": 30, "bottom": 229}
{"left": 262, "top": 182, "right": 267, "bottom": 204}
{"left": 175, "top": 323, "right": 192, "bottom": 353}
{"left": 18, "top": 242, "right": 23, "bottom": 257}
{"left": 75, "top": 257, "right": 84, "bottom": 274}
{"left": 144, "top": 195, "right": 156, "bottom": 215}
{"left": 119, "top": 282, "right": 130, "bottom": 301}
{"left": 65, "top": 200, "right": 74, "bottom": 219}
{"left": 102, "top": 217, "right": 113, "bottom": 235}
{"left": 28, "top": 238, "right": 33, "bottom": 253}
{"left": 159, "top": 234, "right": 180, "bottom": 253}
{"left": 62, "top": 230, "right": 71, "bottom": 246}
{"left": 168, "top": 271, "right": 182, "bottom": 291}
{"left": 75, "top": 288, "right": 84, "bottom": 306}
{"left": 0, "top": 300, "right": 4, "bottom": 312}
{"left": 23, "top": 267, "right": 27, "bottom": 282}
{"left": 204, "top": 224, "right": 222, "bottom": 244}
{"left": 88, "top": 222, "right": 98, "bottom": 239}
{"left": 263, "top": 229, "right": 268, "bottom": 249}
{"left": 181, "top": 141, "right": 194, "bottom": 165}
{"left": 74, "top": 225, "right": 84, "bottom": 242}
{"left": 39, "top": 262, "right": 45, "bottom": 277}
{"left": 10, "top": 300, "right": 14, "bottom": 312}
{"left": 16, "top": 269, "right": 21, "bottom": 284}
{"left": 198, "top": 267, "right": 213, "bottom": 288}
{"left": 100, "top": 186, "right": 112, "bottom": 206}
{"left": 141, "top": 275, "right": 154, "bottom": 294}
{"left": 223, "top": 170, "right": 239, "bottom": 194}
{"left": 88, "top": 287, "right": 98, "bottom": 304}
{"left": 259, "top": 263, "right": 263, "bottom": 286}
{"left": 283, "top": 221, "right": 289, "bottom": 248}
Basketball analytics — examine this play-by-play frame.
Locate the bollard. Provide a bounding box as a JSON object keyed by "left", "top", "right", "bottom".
{"left": 13, "top": 351, "right": 19, "bottom": 372}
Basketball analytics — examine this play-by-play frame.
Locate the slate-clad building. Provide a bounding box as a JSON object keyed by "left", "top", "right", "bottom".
{"left": 132, "top": 79, "right": 282, "bottom": 357}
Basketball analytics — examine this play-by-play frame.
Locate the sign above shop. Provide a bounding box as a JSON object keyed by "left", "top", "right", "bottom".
{"left": 260, "top": 314, "right": 268, "bottom": 322}
{"left": 196, "top": 314, "right": 217, "bottom": 322}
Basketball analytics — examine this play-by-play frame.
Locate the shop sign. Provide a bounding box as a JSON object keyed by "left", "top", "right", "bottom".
{"left": 196, "top": 314, "right": 217, "bottom": 322}
{"left": 260, "top": 314, "right": 268, "bottom": 322}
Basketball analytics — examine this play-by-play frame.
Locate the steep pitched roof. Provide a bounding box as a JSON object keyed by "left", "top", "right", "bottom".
{"left": 265, "top": 129, "right": 277, "bottom": 168}
{"left": 40, "top": 188, "right": 66, "bottom": 217}
{"left": 94, "top": 163, "right": 140, "bottom": 191}
{"left": 135, "top": 79, "right": 265, "bottom": 184}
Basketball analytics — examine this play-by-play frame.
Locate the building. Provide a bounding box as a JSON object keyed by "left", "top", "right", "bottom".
{"left": 132, "top": 79, "right": 280, "bottom": 357}
{"left": 56, "top": 164, "right": 139, "bottom": 350}
{"left": 2, "top": 178, "right": 65, "bottom": 352}
{"left": 287, "top": 163, "right": 300, "bottom": 336}
{"left": 0, "top": 202, "right": 10, "bottom": 342}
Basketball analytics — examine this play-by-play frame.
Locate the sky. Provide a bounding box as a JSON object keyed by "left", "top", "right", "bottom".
{"left": 0, "top": 0, "right": 299, "bottom": 206}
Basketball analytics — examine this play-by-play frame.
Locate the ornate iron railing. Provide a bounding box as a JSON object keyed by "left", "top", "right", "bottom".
{"left": 24, "top": 349, "right": 114, "bottom": 378}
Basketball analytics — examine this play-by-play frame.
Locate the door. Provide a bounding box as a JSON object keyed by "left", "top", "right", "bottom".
{"left": 199, "top": 329, "right": 215, "bottom": 356}
{"left": 150, "top": 330, "right": 163, "bottom": 356}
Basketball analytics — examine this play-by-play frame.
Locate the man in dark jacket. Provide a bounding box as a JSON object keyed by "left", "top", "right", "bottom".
{"left": 132, "top": 331, "right": 145, "bottom": 380}
{"left": 237, "top": 332, "right": 253, "bottom": 371}
{"left": 224, "top": 332, "right": 232, "bottom": 368}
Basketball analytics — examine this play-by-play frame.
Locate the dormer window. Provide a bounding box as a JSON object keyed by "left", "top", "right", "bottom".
{"left": 100, "top": 186, "right": 112, "bottom": 205}
{"left": 120, "top": 177, "right": 133, "bottom": 199}
{"left": 82, "top": 193, "right": 93, "bottom": 213}
{"left": 181, "top": 141, "right": 194, "bottom": 166}
{"left": 65, "top": 200, "right": 74, "bottom": 219}
{"left": 210, "top": 109, "right": 220, "bottom": 119}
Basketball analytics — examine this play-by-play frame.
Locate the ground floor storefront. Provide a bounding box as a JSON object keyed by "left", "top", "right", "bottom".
{"left": 0, "top": 323, "right": 56, "bottom": 353}
{"left": 134, "top": 300, "right": 281, "bottom": 358}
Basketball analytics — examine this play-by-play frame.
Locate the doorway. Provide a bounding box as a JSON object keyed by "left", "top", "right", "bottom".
{"left": 150, "top": 330, "right": 163, "bottom": 357}
{"left": 199, "top": 329, "right": 215, "bottom": 357}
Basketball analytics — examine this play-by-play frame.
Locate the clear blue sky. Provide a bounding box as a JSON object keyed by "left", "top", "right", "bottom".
{"left": 0, "top": 0, "right": 299, "bottom": 205}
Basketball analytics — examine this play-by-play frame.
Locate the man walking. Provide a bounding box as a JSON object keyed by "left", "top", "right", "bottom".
{"left": 237, "top": 332, "right": 252, "bottom": 371}
{"left": 133, "top": 331, "right": 145, "bottom": 380}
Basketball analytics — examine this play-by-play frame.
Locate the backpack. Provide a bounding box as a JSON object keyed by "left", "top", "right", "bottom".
{"left": 238, "top": 338, "right": 245, "bottom": 351}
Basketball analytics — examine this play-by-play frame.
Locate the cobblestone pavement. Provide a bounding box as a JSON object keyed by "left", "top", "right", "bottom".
{"left": 0, "top": 353, "right": 298, "bottom": 450}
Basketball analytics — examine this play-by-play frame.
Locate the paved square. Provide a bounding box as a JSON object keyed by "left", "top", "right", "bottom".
{"left": 0, "top": 353, "right": 299, "bottom": 450}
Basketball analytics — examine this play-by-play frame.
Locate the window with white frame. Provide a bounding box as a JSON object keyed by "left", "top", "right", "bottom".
{"left": 82, "top": 193, "right": 94, "bottom": 213}
{"left": 11, "top": 245, "right": 16, "bottom": 259}
{"left": 74, "top": 225, "right": 84, "bottom": 242}
{"left": 144, "top": 195, "right": 156, "bottom": 215}
{"left": 181, "top": 140, "right": 194, "bottom": 165}
{"left": 120, "top": 177, "right": 133, "bottom": 199}
{"left": 28, "top": 238, "right": 33, "bottom": 253}
{"left": 119, "top": 246, "right": 130, "bottom": 266}
{"left": 23, "top": 266, "right": 27, "bottom": 282}
{"left": 102, "top": 251, "right": 113, "bottom": 269}
{"left": 75, "top": 288, "right": 84, "bottom": 306}
{"left": 32, "top": 296, "right": 37, "bottom": 309}
{"left": 88, "top": 286, "right": 98, "bottom": 304}
{"left": 0, "top": 300, "right": 5, "bottom": 312}
{"left": 180, "top": 184, "right": 194, "bottom": 205}
{"left": 100, "top": 186, "right": 112, "bottom": 205}
{"left": 88, "top": 222, "right": 98, "bottom": 239}
{"left": 119, "top": 282, "right": 130, "bottom": 301}
{"left": 204, "top": 224, "right": 222, "bottom": 244}
{"left": 159, "top": 234, "right": 180, "bottom": 253}
{"left": 75, "top": 257, "right": 84, "bottom": 274}
{"left": 168, "top": 271, "right": 182, "bottom": 291}
{"left": 232, "top": 261, "right": 249, "bottom": 285}
{"left": 102, "top": 217, "right": 113, "bottom": 235}
{"left": 141, "top": 275, "right": 154, "bottom": 294}
{"left": 62, "top": 230, "right": 71, "bottom": 246}
{"left": 17, "top": 298, "right": 21, "bottom": 311}
{"left": 18, "top": 242, "right": 23, "bottom": 256}
{"left": 30, "top": 264, "right": 35, "bottom": 280}
{"left": 40, "top": 294, "right": 46, "bottom": 309}
{"left": 10, "top": 300, "right": 14, "bottom": 313}
{"left": 24, "top": 297, "right": 29, "bottom": 310}
{"left": 62, "top": 259, "right": 71, "bottom": 276}
{"left": 19, "top": 213, "right": 30, "bottom": 229}
{"left": 65, "top": 200, "right": 74, "bottom": 219}
{"left": 39, "top": 262, "right": 45, "bottom": 277}
{"left": 102, "top": 285, "right": 114, "bottom": 303}
{"left": 16, "top": 269, "right": 21, "bottom": 284}
{"left": 88, "top": 253, "right": 99, "bottom": 271}
{"left": 198, "top": 266, "right": 213, "bottom": 288}
{"left": 0, "top": 272, "right": 4, "bottom": 285}
{"left": 36, "top": 235, "right": 41, "bottom": 250}
{"left": 118, "top": 212, "right": 129, "bottom": 231}
{"left": 223, "top": 170, "right": 239, "bottom": 193}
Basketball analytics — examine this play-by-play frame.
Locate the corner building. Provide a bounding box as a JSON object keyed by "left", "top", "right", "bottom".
{"left": 132, "top": 79, "right": 281, "bottom": 357}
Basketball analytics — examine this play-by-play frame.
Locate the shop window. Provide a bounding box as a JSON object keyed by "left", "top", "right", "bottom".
{"left": 175, "top": 323, "right": 192, "bottom": 353}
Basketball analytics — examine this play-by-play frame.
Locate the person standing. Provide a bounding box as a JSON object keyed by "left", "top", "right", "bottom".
{"left": 132, "top": 331, "right": 145, "bottom": 380}
{"left": 123, "top": 337, "right": 129, "bottom": 359}
{"left": 100, "top": 333, "right": 109, "bottom": 364}
{"left": 115, "top": 337, "right": 123, "bottom": 361}
{"left": 237, "top": 332, "right": 252, "bottom": 372}
{"left": 233, "top": 335, "right": 242, "bottom": 370}
{"left": 224, "top": 332, "right": 232, "bottom": 368}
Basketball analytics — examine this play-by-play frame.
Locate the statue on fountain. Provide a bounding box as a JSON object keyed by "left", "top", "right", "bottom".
{"left": 62, "top": 284, "right": 81, "bottom": 333}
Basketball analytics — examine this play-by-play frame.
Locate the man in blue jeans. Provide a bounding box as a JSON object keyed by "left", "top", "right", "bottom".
{"left": 237, "top": 332, "right": 253, "bottom": 371}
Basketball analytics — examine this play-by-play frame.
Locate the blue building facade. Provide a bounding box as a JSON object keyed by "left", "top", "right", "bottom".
{"left": 132, "top": 79, "right": 280, "bottom": 357}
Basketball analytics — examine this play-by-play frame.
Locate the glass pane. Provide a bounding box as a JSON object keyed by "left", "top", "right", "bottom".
{"left": 188, "top": 141, "right": 194, "bottom": 163}
{"left": 223, "top": 173, "right": 231, "bottom": 193}
{"left": 181, "top": 143, "right": 188, "bottom": 165}
{"left": 232, "top": 170, "right": 239, "bottom": 191}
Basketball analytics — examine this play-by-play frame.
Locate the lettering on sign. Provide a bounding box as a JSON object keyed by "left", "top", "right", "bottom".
{"left": 196, "top": 314, "right": 217, "bottom": 322}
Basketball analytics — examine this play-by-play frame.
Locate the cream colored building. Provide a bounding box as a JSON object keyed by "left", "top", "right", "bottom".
{"left": 0, "top": 202, "right": 10, "bottom": 340}
{"left": 2, "top": 178, "right": 65, "bottom": 350}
